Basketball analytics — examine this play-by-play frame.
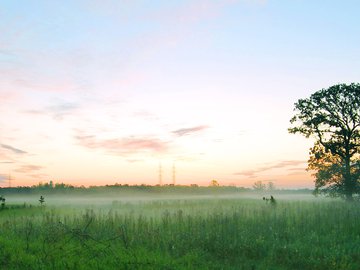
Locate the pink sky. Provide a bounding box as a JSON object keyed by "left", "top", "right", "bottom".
{"left": 1, "top": 0, "right": 359, "bottom": 188}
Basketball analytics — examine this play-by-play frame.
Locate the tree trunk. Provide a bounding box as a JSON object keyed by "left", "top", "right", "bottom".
{"left": 345, "top": 192, "right": 353, "bottom": 201}
{"left": 344, "top": 156, "right": 353, "bottom": 201}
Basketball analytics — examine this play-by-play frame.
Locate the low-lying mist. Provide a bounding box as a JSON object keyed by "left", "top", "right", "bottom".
{"left": 3, "top": 189, "right": 320, "bottom": 209}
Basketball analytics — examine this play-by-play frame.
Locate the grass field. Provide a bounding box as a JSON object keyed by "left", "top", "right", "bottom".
{"left": 0, "top": 194, "right": 359, "bottom": 269}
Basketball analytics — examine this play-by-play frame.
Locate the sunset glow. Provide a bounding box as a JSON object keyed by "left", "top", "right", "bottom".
{"left": 1, "top": 0, "right": 359, "bottom": 188}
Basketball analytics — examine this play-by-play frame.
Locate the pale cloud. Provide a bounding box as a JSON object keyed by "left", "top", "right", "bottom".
{"left": 172, "top": 125, "right": 209, "bottom": 137}
{"left": 287, "top": 167, "right": 308, "bottom": 175}
{"left": 47, "top": 102, "right": 80, "bottom": 120}
{"left": 268, "top": 160, "right": 306, "bottom": 168}
{"left": 14, "top": 165, "right": 43, "bottom": 174}
{"left": 234, "top": 169, "right": 259, "bottom": 178}
{"left": 24, "top": 102, "right": 80, "bottom": 120}
{"left": 28, "top": 173, "right": 48, "bottom": 179}
{"left": 234, "top": 160, "right": 307, "bottom": 178}
{"left": 75, "top": 134, "right": 169, "bottom": 156}
{"left": 1, "top": 144, "right": 27, "bottom": 155}
{"left": 0, "top": 174, "right": 7, "bottom": 182}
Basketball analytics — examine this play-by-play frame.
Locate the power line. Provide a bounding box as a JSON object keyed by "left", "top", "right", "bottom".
{"left": 158, "top": 161, "right": 162, "bottom": 186}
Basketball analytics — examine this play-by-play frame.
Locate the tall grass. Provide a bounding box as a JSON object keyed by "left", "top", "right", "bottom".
{"left": 0, "top": 198, "right": 359, "bottom": 269}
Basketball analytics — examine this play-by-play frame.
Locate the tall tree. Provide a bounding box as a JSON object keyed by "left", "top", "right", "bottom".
{"left": 289, "top": 83, "right": 360, "bottom": 200}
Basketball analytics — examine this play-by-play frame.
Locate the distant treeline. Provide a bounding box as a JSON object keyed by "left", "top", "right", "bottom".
{"left": 0, "top": 182, "right": 313, "bottom": 195}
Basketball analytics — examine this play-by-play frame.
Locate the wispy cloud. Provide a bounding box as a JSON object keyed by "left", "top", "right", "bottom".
{"left": 14, "top": 165, "right": 43, "bottom": 174}
{"left": 0, "top": 174, "right": 7, "bottom": 182}
{"left": 48, "top": 102, "right": 80, "bottom": 120}
{"left": 172, "top": 125, "right": 209, "bottom": 137}
{"left": 268, "top": 160, "right": 306, "bottom": 168}
{"left": 28, "top": 173, "right": 48, "bottom": 179}
{"left": 234, "top": 160, "right": 306, "bottom": 178}
{"left": 234, "top": 169, "right": 259, "bottom": 178}
{"left": 1, "top": 144, "right": 27, "bottom": 155}
{"left": 287, "top": 167, "right": 307, "bottom": 175}
{"left": 24, "top": 102, "right": 80, "bottom": 120}
{"left": 75, "top": 134, "right": 169, "bottom": 156}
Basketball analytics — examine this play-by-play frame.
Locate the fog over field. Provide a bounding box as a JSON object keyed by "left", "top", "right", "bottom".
{"left": 5, "top": 192, "right": 319, "bottom": 206}
{"left": 0, "top": 190, "right": 357, "bottom": 269}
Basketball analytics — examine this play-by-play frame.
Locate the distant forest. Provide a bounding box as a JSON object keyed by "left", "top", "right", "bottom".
{"left": 0, "top": 181, "right": 312, "bottom": 195}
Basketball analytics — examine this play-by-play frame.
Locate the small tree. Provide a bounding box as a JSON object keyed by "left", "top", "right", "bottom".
{"left": 253, "top": 181, "right": 266, "bottom": 191}
{"left": 0, "top": 196, "right": 5, "bottom": 209}
{"left": 39, "top": 195, "right": 45, "bottom": 205}
{"left": 289, "top": 83, "right": 360, "bottom": 200}
{"left": 209, "top": 180, "right": 220, "bottom": 187}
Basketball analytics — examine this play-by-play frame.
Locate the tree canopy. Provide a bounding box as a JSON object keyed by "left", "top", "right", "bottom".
{"left": 252, "top": 181, "right": 266, "bottom": 191}
{"left": 289, "top": 83, "right": 360, "bottom": 200}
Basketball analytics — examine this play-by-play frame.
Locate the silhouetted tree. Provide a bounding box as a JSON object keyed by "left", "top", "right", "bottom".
{"left": 253, "top": 181, "right": 266, "bottom": 191}
{"left": 0, "top": 196, "right": 5, "bottom": 209}
{"left": 289, "top": 83, "right": 360, "bottom": 200}
{"left": 209, "top": 180, "right": 220, "bottom": 187}
{"left": 39, "top": 195, "right": 45, "bottom": 205}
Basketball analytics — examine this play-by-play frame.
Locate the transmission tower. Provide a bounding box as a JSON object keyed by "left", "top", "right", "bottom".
{"left": 158, "top": 162, "right": 162, "bottom": 186}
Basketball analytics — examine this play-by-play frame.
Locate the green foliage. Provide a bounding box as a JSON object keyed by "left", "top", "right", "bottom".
{"left": 0, "top": 184, "right": 250, "bottom": 197}
{"left": 209, "top": 180, "right": 220, "bottom": 187}
{"left": 0, "top": 196, "right": 5, "bottom": 209}
{"left": 253, "top": 181, "right": 266, "bottom": 191}
{"left": 289, "top": 83, "right": 360, "bottom": 199}
{"left": 0, "top": 198, "right": 359, "bottom": 269}
{"left": 308, "top": 142, "right": 346, "bottom": 197}
{"left": 39, "top": 196, "right": 45, "bottom": 205}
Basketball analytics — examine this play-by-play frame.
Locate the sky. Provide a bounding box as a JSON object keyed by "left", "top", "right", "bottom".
{"left": 1, "top": 0, "right": 360, "bottom": 188}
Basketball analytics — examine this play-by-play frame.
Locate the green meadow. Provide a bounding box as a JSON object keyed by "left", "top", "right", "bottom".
{"left": 0, "top": 193, "right": 359, "bottom": 270}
